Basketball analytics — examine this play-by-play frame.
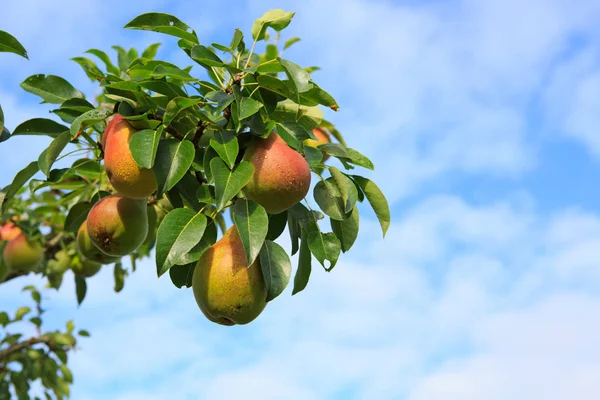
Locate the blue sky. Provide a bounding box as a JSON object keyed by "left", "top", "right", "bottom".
{"left": 2, "top": 0, "right": 600, "bottom": 398}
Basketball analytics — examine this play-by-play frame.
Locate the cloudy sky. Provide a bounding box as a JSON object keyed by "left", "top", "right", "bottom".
{"left": 2, "top": 0, "right": 600, "bottom": 398}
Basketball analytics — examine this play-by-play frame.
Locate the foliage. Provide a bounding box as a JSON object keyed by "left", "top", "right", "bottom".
{"left": 0, "top": 8, "right": 389, "bottom": 398}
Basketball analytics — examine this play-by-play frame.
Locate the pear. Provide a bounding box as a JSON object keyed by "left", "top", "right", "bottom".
{"left": 243, "top": 132, "right": 311, "bottom": 214}
{"left": 86, "top": 193, "right": 148, "bottom": 257}
{"left": 192, "top": 226, "right": 267, "bottom": 326}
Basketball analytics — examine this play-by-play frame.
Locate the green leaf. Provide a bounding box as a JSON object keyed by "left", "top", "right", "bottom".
{"left": 238, "top": 97, "right": 263, "bottom": 120}
{"left": 329, "top": 167, "right": 358, "bottom": 213}
{"left": 319, "top": 143, "right": 348, "bottom": 158}
{"left": 279, "top": 58, "right": 311, "bottom": 94}
{"left": 205, "top": 91, "right": 234, "bottom": 113}
{"left": 70, "top": 108, "right": 111, "bottom": 137}
{"left": 305, "top": 146, "right": 323, "bottom": 167}
{"left": 174, "top": 218, "right": 217, "bottom": 265}
{"left": 153, "top": 139, "right": 196, "bottom": 195}
{"left": 78, "top": 329, "right": 91, "bottom": 337}
{"left": 331, "top": 206, "right": 360, "bottom": 252}
{"left": 142, "top": 43, "right": 161, "bottom": 59}
{"left": 343, "top": 148, "right": 374, "bottom": 170}
{"left": 124, "top": 13, "right": 199, "bottom": 43}
{"left": 232, "top": 199, "right": 268, "bottom": 266}
{"left": 86, "top": 48, "right": 119, "bottom": 75}
{"left": 155, "top": 208, "right": 207, "bottom": 276}
{"left": 210, "top": 158, "right": 254, "bottom": 211}
{"left": 0, "top": 104, "right": 4, "bottom": 133}
{"left": 251, "top": 9, "right": 296, "bottom": 41}
{"left": 284, "top": 37, "right": 301, "bottom": 50}
{"left": 2, "top": 162, "right": 38, "bottom": 212}
{"left": 138, "top": 79, "right": 187, "bottom": 98}
{"left": 20, "top": 74, "right": 83, "bottom": 104}
{"left": 230, "top": 28, "right": 244, "bottom": 50}
{"left": 190, "top": 45, "right": 225, "bottom": 67}
{"left": 151, "top": 64, "right": 197, "bottom": 82}
{"left": 0, "top": 30, "right": 28, "bottom": 58}
{"left": 276, "top": 122, "right": 312, "bottom": 150}
{"left": 60, "top": 365, "right": 73, "bottom": 383}
{"left": 130, "top": 127, "right": 162, "bottom": 169}
{"left": 169, "top": 262, "right": 196, "bottom": 288}
{"left": 114, "top": 263, "right": 126, "bottom": 292}
{"left": 0, "top": 312, "right": 9, "bottom": 327}
{"left": 313, "top": 177, "right": 347, "bottom": 221}
{"left": 75, "top": 275, "right": 87, "bottom": 305}
{"left": 292, "top": 227, "right": 311, "bottom": 295}
{"left": 306, "top": 216, "right": 341, "bottom": 271}
{"left": 351, "top": 176, "right": 390, "bottom": 237}
{"left": 38, "top": 131, "right": 71, "bottom": 177}
{"left": 210, "top": 130, "right": 239, "bottom": 169}
{"left": 163, "top": 97, "right": 205, "bottom": 125}
{"left": 259, "top": 240, "right": 292, "bottom": 301}
{"left": 272, "top": 99, "right": 323, "bottom": 130}
{"left": 266, "top": 211, "right": 288, "bottom": 241}
{"left": 12, "top": 118, "right": 69, "bottom": 138}
{"left": 112, "top": 45, "right": 130, "bottom": 71}
{"left": 64, "top": 202, "right": 92, "bottom": 234}
{"left": 71, "top": 57, "right": 105, "bottom": 81}
{"left": 14, "top": 306, "right": 31, "bottom": 321}
{"left": 301, "top": 84, "right": 339, "bottom": 110}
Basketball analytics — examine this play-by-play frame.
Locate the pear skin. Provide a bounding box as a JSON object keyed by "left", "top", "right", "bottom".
{"left": 86, "top": 194, "right": 148, "bottom": 257}
{"left": 76, "top": 221, "right": 120, "bottom": 264}
{"left": 2, "top": 233, "right": 43, "bottom": 273}
{"left": 103, "top": 115, "right": 157, "bottom": 199}
{"left": 192, "top": 226, "right": 267, "bottom": 326}
{"left": 243, "top": 132, "right": 311, "bottom": 214}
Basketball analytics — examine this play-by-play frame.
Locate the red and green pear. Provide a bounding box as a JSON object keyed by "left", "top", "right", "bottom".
{"left": 192, "top": 225, "right": 268, "bottom": 326}
{"left": 0, "top": 222, "right": 22, "bottom": 241}
{"left": 2, "top": 233, "right": 44, "bottom": 273}
{"left": 86, "top": 193, "right": 148, "bottom": 257}
{"left": 243, "top": 132, "right": 311, "bottom": 214}
{"left": 103, "top": 114, "right": 157, "bottom": 199}
{"left": 76, "top": 221, "right": 121, "bottom": 264}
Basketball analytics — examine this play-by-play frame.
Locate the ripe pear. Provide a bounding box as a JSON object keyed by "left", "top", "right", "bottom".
{"left": 2, "top": 233, "right": 44, "bottom": 273}
{"left": 192, "top": 225, "right": 268, "bottom": 326}
{"left": 76, "top": 221, "right": 120, "bottom": 264}
{"left": 86, "top": 194, "right": 148, "bottom": 257}
{"left": 303, "top": 127, "right": 331, "bottom": 161}
{"left": 0, "top": 222, "right": 22, "bottom": 241}
{"left": 103, "top": 114, "right": 157, "bottom": 199}
{"left": 243, "top": 132, "right": 311, "bottom": 214}
{"left": 71, "top": 256, "right": 102, "bottom": 278}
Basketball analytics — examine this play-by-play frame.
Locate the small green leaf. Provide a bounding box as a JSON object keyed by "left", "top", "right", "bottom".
{"left": 130, "top": 127, "right": 163, "bottom": 169}
{"left": 86, "top": 48, "right": 119, "bottom": 75}
{"left": 71, "top": 57, "right": 105, "bottom": 81}
{"left": 2, "top": 162, "right": 39, "bottom": 212}
{"left": 284, "top": 37, "right": 301, "bottom": 50}
{"left": 75, "top": 275, "right": 87, "bottom": 305}
{"left": 305, "top": 146, "right": 323, "bottom": 167}
{"left": 306, "top": 215, "right": 341, "bottom": 271}
{"left": 114, "top": 263, "right": 126, "bottom": 292}
{"left": 232, "top": 199, "right": 268, "bottom": 266}
{"left": 0, "top": 30, "right": 28, "bottom": 58}
{"left": 0, "top": 312, "right": 9, "bottom": 327}
{"left": 279, "top": 58, "right": 312, "bottom": 94}
{"left": 155, "top": 208, "right": 207, "bottom": 276}
{"left": 153, "top": 139, "right": 196, "bottom": 195}
{"left": 169, "top": 262, "right": 196, "bottom": 288}
{"left": 209, "top": 131, "right": 239, "bottom": 168}
{"left": 190, "top": 45, "right": 225, "bottom": 67}
{"left": 210, "top": 158, "right": 254, "bottom": 211}
{"left": 343, "top": 148, "right": 374, "bottom": 170}
{"left": 329, "top": 167, "right": 358, "bottom": 213}
{"left": 70, "top": 109, "right": 112, "bottom": 137}
{"left": 313, "top": 177, "right": 346, "bottom": 221}
{"left": 266, "top": 211, "right": 288, "bottom": 241}
{"left": 12, "top": 118, "right": 69, "bottom": 138}
{"left": 14, "top": 306, "right": 31, "bottom": 321}
{"left": 38, "top": 131, "right": 71, "bottom": 177}
{"left": 60, "top": 365, "right": 73, "bottom": 383}
{"left": 124, "top": 13, "right": 199, "bottom": 43}
{"left": 142, "top": 43, "right": 161, "bottom": 59}
{"left": 351, "top": 176, "right": 390, "bottom": 237}
{"left": 151, "top": 64, "right": 197, "bottom": 82}
{"left": 331, "top": 206, "right": 360, "bottom": 252}
{"left": 230, "top": 28, "right": 244, "bottom": 50}
{"left": 251, "top": 9, "right": 296, "bottom": 41}
{"left": 319, "top": 143, "right": 348, "bottom": 158}
{"left": 163, "top": 97, "right": 205, "bottom": 125}
{"left": 292, "top": 227, "right": 311, "bottom": 295}
{"left": 64, "top": 202, "right": 92, "bottom": 233}
{"left": 20, "top": 74, "right": 83, "bottom": 104}
{"left": 78, "top": 330, "right": 90, "bottom": 337}
{"left": 260, "top": 240, "right": 292, "bottom": 301}
{"left": 238, "top": 97, "right": 263, "bottom": 120}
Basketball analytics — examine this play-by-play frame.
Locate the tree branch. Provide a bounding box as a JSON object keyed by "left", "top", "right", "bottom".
{"left": 0, "top": 335, "right": 60, "bottom": 363}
